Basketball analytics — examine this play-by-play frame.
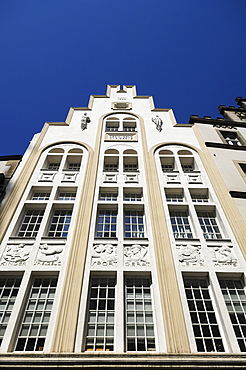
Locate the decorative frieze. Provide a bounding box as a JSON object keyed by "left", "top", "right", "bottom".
{"left": 209, "top": 245, "right": 238, "bottom": 267}
{"left": 34, "top": 243, "right": 64, "bottom": 266}
{"left": 91, "top": 244, "right": 117, "bottom": 267}
{"left": 176, "top": 244, "right": 204, "bottom": 267}
{"left": 124, "top": 244, "right": 150, "bottom": 267}
{"left": 0, "top": 243, "right": 31, "bottom": 266}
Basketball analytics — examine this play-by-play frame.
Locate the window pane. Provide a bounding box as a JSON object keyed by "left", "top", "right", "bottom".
{"left": 125, "top": 277, "right": 155, "bottom": 351}
{"left": 15, "top": 277, "right": 57, "bottom": 351}
{"left": 85, "top": 277, "right": 116, "bottom": 351}
{"left": 183, "top": 277, "right": 224, "bottom": 352}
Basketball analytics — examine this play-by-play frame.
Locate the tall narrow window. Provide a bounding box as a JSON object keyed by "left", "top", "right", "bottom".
{"left": 96, "top": 210, "right": 117, "bottom": 238}
{"left": 0, "top": 278, "right": 22, "bottom": 346}
{"left": 85, "top": 277, "right": 115, "bottom": 351}
{"left": 125, "top": 277, "right": 155, "bottom": 351}
{"left": 183, "top": 277, "right": 224, "bottom": 352}
{"left": 48, "top": 209, "right": 73, "bottom": 237}
{"left": 219, "top": 279, "right": 246, "bottom": 352}
{"left": 17, "top": 210, "right": 45, "bottom": 237}
{"left": 124, "top": 210, "right": 144, "bottom": 238}
{"left": 15, "top": 277, "right": 57, "bottom": 352}
{"left": 169, "top": 210, "right": 193, "bottom": 239}
{"left": 197, "top": 211, "right": 222, "bottom": 239}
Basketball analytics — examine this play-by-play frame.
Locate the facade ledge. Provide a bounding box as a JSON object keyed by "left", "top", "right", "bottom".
{"left": 0, "top": 353, "right": 245, "bottom": 369}
{"left": 205, "top": 142, "right": 246, "bottom": 150}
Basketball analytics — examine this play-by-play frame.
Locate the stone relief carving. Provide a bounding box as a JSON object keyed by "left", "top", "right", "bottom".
{"left": 81, "top": 113, "right": 91, "bottom": 130}
{"left": 1, "top": 243, "right": 30, "bottom": 266}
{"left": 152, "top": 115, "right": 163, "bottom": 132}
{"left": 177, "top": 245, "right": 204, "bottom": 266}
{"left": 210, "top": 245, "right": 238, "bottom": 267}
{"left": 35, "top": 244, "right": 63, "bottom": 266}
{"left": 91, "top": 244, "right": 117, "bottom": 267}
{"left": 124, "top": 244, "right": 150, "bottom": 267}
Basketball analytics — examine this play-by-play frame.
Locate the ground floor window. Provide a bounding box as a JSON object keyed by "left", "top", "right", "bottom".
{"left": 15, "top": 277, "right": 57, "bottom": 352}
{"left": 219, "top": 278, "right": 246, "bottom": 352}
{"left": 183, "top": 277, "right": 225, "bottom": 352}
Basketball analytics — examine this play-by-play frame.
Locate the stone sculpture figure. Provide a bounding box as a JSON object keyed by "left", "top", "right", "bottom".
{"left": 81, "top": 113, "right": 91, "bottom": 130}
{"left": 152, "top": 115, "right": 163, "bottom": 132}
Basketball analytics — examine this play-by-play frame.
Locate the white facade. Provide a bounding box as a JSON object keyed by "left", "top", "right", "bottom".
{"left": 0, "top": 86, "right": 245, "bottom": 368}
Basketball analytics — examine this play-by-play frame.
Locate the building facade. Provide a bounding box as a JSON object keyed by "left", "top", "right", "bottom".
{"left": 0, "top": 86, "right": 245, "bottom": 368}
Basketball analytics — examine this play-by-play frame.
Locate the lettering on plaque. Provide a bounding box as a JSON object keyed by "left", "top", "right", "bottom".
{"left": 109, "top": 135, "right": 134, "bottom": 140}
{"left": 34, "top": 244, "right": 63, "bottom": 266}
{"left": 124, "top": 244, "right": 150, "bottom": 267}
{"left": 210, "top": 245, "right": 238, "bottom": 267}
{"left": 91, "top": 244, "right": 117, "bottom": 267}
{"left": 177, "top": 245, "right": 204, "bottom": 266}
{"left": 1, "top": 243, "right": 30, "bottom": 266}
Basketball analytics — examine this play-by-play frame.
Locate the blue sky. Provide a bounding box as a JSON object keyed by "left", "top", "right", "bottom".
{"left": 1, "top": 0, "right": 246, "bottom": 156}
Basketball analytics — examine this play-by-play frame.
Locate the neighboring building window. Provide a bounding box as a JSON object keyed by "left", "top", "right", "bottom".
{"left": 32, "top": 193, "right": 50, "bottom": 201}
{"left": 197, "top": 211, "right": 222, "bottom": 240}
{"left": 47, "top": 163, "right": 60, "bottom": 170}
{"left": 57, "top": 192, "right": 76, "bottom": 200}
{"left": 125, "top": 277, "right": 155, "bottom": 351}
{"left": 99, "top": 192, "right": 118, "bottom": 201}
{"left": 169, "top": 210, "right": 193, "bottom": 239}
{"left": 183, "top": 277, "right": 225, "bottom": 352}
{"left": 47, "top": 209, "right": 73, "bottom": 237}
{"left": 68, "top": 163, "right": 81, "bottom": 171}
{"left": 220, "top": 131, "right": 242, "bottom": 146}
{"left": 85, "top": 277, "right": 115, "bottom": 351}
{"left": 17, "top": 210, "right": 45, "bottom": 237}
{"left": 96, "top": 210, "right": 117, "bottom": 238}
{"left": 0, "top": 278, "right": 22, "bottom": 346}
{"left": 15, "top": 277, "right": 57, "bottom": 352}
{"left": 219, "top": 279, "right": 246, "bottom": 352}
{"left": 124, "top": 210, "right": 144, "bottom": 238}
{"left": 124, "top": 193, "right": 142, "bottom": 201}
